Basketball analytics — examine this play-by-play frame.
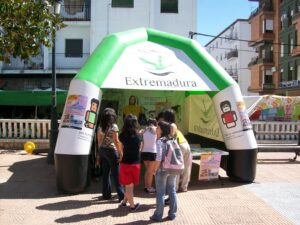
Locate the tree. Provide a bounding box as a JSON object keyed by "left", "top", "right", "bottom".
{"left": 0, "top": 0, "right": 65, "bottom": 63}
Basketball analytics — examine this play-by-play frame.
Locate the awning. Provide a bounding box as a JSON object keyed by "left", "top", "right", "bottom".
{"left": 0, "top": 90, "right": 67, "bottom": 106}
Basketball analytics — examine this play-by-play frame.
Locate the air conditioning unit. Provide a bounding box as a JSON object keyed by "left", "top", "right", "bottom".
{"left": 271, "top": 67, "right": 276, "bottom": 72}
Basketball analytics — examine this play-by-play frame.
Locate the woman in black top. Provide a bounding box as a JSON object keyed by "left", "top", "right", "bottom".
{"left": 119, "top": 114, "right": 143, "bottom": 211}
{"left": 97, "top": 108, "right": 124, "bottom": 201}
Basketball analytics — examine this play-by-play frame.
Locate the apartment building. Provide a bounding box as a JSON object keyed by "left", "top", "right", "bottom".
{"left": 248, "top": 0, "right": 300, "bottom": 96}
{"left": 0, "top": 0, "right": 197, "bottom": 118}
{"left": 205, "top": 19, "right": 258, "bottom": 96}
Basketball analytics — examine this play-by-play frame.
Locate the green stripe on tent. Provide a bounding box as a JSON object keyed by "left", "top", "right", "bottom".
{"left": 0, "top": 91, "right": 67, "bottom": 106}
{"left": 75, "top": 27, "right": 236, "bottom": 93}
{"left": 75, "top": 28, "right": 148, "bottom": 85}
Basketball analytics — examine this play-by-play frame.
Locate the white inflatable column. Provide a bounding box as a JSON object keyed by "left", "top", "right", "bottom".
{"left": 213, "top": 85, "right": 257, "bottom": 182}
{"left": 55, "top": 80, "right": 102, "bottom": 193}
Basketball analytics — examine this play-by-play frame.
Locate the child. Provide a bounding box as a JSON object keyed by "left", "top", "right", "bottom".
{"left": 119, "top": 114, "right": 143, "bottom": 212}
{"left": 140, "top": 118, "right": 157, "bottom": 193}
{"left": 150, "top": 121, "right": 178, "bottom": 222}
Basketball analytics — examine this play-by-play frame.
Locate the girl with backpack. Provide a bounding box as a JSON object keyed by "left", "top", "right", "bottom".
{"left": 150, "top": 121, "right": 181, "bottom": 222}
{"left": 162, "top": 109, "right": 192, "bottom": 192}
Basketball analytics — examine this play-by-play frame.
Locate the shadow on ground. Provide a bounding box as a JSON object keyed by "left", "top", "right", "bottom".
{"left": 0, "top": 154, "right": 248, "bottom": 201}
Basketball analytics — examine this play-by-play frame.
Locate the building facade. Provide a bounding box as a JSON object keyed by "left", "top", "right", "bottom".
{"left": 248, "top": 0, "right": 300, "bottom": 96}
{"left": 0, "top": 0, "right": 197, "bottom": 118}
{"left": 205, "top": 19, "right": 258, "bottom": 96}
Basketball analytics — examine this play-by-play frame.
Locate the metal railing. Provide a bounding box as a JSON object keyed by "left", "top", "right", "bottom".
{"left": 252, "top": 121, "right": 299, "bottom": 144}
{"left": 60, "top": 5, "right": 91, "bottom": 21}
{"left": 0, "top": 120, "right": 298, "bottom": 145}
{"left": 226, "top": 49, "right": 238, "bottom": 60}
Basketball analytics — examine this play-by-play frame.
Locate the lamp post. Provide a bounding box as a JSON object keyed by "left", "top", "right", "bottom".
{"left": 47, "top": 0, "right": 62, "bottom": 164}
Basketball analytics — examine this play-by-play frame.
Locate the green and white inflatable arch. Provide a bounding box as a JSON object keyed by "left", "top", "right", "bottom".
{"left": 55, "top": 28, "right": 258, "bottom": 193}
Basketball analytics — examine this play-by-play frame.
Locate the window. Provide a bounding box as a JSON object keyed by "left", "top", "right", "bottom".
{"left": 290, "top": 36, "right": 294, "bottom": 53}
{"left": 281, "top": 44, "right": 284, "bottom": 57}
{"left": 288, "top": 65, "right": 293, "bottom": 80}
{"left": 65, "top": 39, "right": 83, "bottom": 57}
{"left": 112, "top": 0, "right": 134, "bottom": 8}
{"left": 64, "top": 0, "right": 84, "bottom": 15}
{"left": 264, "top": 69, "right": 273, "bottom": 84}
{"left": 263, "top": 19, "right": 273, "bottom": 33}
{"left": 161, "top": 0, "right": 178, "bottom": 13}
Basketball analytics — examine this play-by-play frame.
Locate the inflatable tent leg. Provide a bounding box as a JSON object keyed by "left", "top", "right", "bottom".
{"left": 55, "top": 80, "right": 102, "bottom": 193}
{"left": 213, "top": 85, "right": 258, "bottom": 182}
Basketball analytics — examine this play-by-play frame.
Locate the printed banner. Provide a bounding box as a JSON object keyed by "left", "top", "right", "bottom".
{"left": 188, "top": 95, "right": 224, "bottom": 142}
{"left": 102, "top": 41, "right": 217, "bottom": 91}
{"left": 198, "top": 152, "right": 221, "bottom": 180}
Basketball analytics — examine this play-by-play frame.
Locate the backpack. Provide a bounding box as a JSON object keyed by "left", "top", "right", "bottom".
{"left": 161, "top": 138, "right": 184, "bottom": 175}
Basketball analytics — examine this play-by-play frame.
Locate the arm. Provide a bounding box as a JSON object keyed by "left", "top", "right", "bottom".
{"left": 112, "top": 131, "right": 123, "bottom": 161}
{"left": 97, "top": 128, "right": 103, "bottom": 149}
{"left": 153, "top": 140, "right": 163, "bottom": 173}
{"left": 140, "top": 141, "right": 144, "bottom": 152}
{"left": 170, "top": 123, "right": 178, "bottom": 138}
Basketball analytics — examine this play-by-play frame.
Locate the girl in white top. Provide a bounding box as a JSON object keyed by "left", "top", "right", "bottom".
{"left": 140, "top": 118, "right": 157, "bottom": 193}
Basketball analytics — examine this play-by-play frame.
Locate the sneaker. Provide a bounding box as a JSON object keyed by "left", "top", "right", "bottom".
{"left": 150, "top": 215, "right": 162, "bottom": 222}
{"left": 118, "top": 201, "right": 127, "bottom": 208}
{"left": 145, "top": 187, "right": 156, "bottom": 194}
{"left": 167, "top": 216, "right": 176, "bottom": 221}
{"left": 130, "top": 203, "right": 140, "bottom": 212}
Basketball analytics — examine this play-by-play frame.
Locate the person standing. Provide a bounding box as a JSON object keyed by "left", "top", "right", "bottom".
{"left": 141, "top": 118, "right": 157, "bottom": 193}
{"left": 150, "top": 121, "right": 178, "bottom": 222}
{"left": 122, "top": 95, "right": 142, "bottom": 120}
{"left": 162, "top": 109, "right": 192, "bottom": 192}
{"left": 97, "top": 108, "right": 124, "bottom": 202}
{"left": 119, "top": 114, "right": 143, "bottom": 211}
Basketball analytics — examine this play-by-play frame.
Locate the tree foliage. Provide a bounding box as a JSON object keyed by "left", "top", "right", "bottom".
{"left": 0, "top": 0, "right": 65, "bottom": 63}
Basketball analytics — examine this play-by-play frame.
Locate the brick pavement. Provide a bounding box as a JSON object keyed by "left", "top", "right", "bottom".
{"left": 0, "top": 150, "right": 300, "bottom": 225}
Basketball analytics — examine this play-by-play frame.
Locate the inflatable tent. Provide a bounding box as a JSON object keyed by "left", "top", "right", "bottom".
{"left": 54, "top": 28, "right": 258, "bottom": 193}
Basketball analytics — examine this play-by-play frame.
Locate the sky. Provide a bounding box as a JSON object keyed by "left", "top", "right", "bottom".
{"left": 197, "top": 0, "right": 259, "bottom": 46}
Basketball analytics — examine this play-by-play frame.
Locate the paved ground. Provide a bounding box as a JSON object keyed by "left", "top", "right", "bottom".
{"left": 0, "top": 150, "right": 300, "bottom": 225}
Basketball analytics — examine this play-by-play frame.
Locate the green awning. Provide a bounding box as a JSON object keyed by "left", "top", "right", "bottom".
{"left": 0, "top": 90, "right": 67, "bottom": 106}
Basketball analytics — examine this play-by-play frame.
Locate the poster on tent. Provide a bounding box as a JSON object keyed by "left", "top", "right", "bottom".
{"left": 61, "top": 95, "right": 88, "bottom": 130}
{"left": 198, "top": 152, "right": 221, "bottom": 180}
{"left": 188, "top": 94, "right": 224, "bottom": 142}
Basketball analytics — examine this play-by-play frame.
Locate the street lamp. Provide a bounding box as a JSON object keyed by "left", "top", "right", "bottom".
{"left": 47, "top": 0, "right": 62, "bottom": 164}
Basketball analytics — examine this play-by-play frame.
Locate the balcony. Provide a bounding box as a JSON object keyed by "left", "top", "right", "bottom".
{"left": 0, "top": 53, "right": 90, "bottom": 72}
{"left": 248, "top": 56, "right": 259, "bottom": 67}
{"left": 226, "top": 49, "right": 238, "bottom": 60}
{"left": 60, "top": 4, "right": 91, "bottom": 21}
{"left": 291, "top": 46, "right": 300, "bottom": 57}
{"left": 249, "top": 34, "right": 274, "bottom": 47}
{"left": 257, "top": 54, "right": 273, "bottom": 64}
{"left": 1, "top": 55, "right": 44, "bottom": 71}
{"left": 249, "top": 1, "right": 273, "bottom": 20}
{"left": 248, "top": 55, "right": 273, "bottom": 67}
{"left": 263, "top": 83, "right": 275, "bottom": 90}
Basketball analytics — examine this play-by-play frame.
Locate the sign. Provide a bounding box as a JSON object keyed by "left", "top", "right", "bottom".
{"left": 102, "top": 41, "right": 217, "bottom": 91}
{"left": 198, "top": 152, "right": 221, "bottom": 180}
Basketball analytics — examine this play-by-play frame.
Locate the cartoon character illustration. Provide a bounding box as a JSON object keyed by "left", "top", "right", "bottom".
{"left": 220, "top": 100, "right": 237, "bottom": 129}
{"left": 85, "top": 98, "right": 99, "bottom": 129}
